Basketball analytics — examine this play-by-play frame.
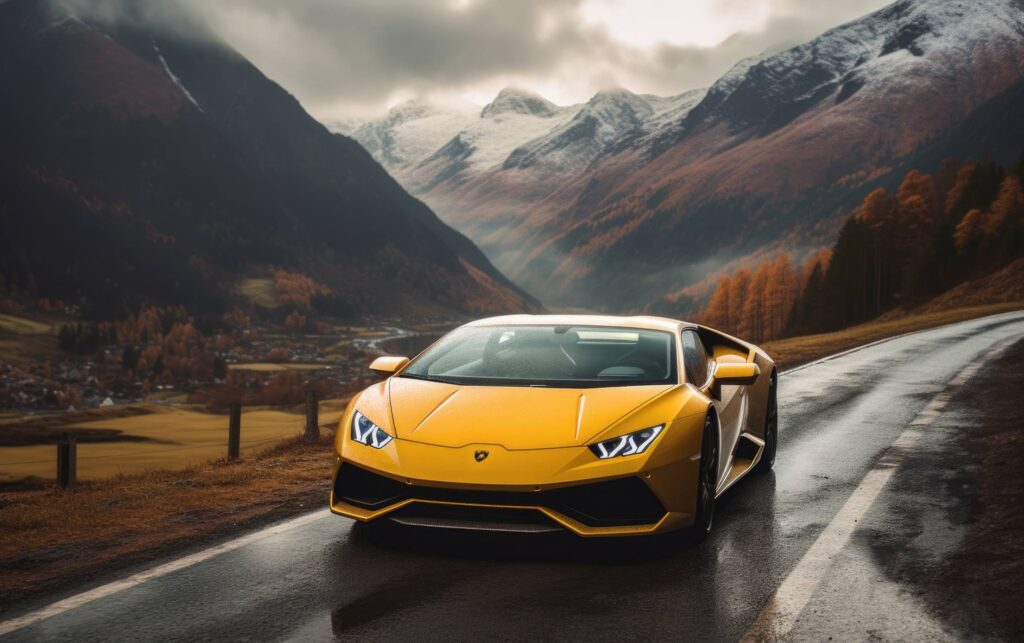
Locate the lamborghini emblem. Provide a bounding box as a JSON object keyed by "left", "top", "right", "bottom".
{"left": 474, "top": 450, "right": 489, "bottom": 462}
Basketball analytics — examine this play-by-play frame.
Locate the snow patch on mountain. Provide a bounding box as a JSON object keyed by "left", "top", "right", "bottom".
{"left": 152, "top": 40, "right": 202, "bottom": 112}
{"left": 641, "top": 88, "right": 708, "bottom": 138}
{"left": 413, "top": 89, "right": 580, "bottom": 185}
{"left": 502, "top": 87, "right": 657, "bottom": 173}
{"left": 335, "top": 98, "right": 475, "bottom": 170}
{"left": 692, "top": 0, "right": 1024, "bottom": 130}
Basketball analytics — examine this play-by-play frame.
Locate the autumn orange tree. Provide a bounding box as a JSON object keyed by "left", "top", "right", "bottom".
{"left": 270, "top": 268, "right": 331, "bottom": 311}
{"left": 699, "top": 253, "right": 801, "bottom": 343}
{"left": 787, "top": 154, "right": 1024, "bottom": 335}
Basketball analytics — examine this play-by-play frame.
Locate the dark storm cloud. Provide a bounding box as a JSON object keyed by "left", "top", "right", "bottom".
{"left": 64, "top": 0, "right": 894, "bottom": 115}
{"left": 185, "top": 0, "right": 611, "bottom": 109}
{"left": 616, "top": 0, "right": 893, "bottom": 96}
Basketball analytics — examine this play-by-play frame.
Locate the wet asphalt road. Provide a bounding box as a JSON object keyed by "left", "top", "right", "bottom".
{"left": 4, "top": 311, "right": 1024, "bottom": 642}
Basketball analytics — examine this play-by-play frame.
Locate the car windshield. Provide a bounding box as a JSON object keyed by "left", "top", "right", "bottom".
{"left": 400, "top": 325, "right": 677, "bottom": 388}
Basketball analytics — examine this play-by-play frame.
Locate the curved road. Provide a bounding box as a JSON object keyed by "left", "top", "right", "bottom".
{"left": 3, "top": 311, "right": 1024, "bottom": 641}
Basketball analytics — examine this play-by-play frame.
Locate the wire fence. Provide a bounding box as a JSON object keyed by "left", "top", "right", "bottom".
{"left": 0, "top": 435, "right": 290, "bottom": 468}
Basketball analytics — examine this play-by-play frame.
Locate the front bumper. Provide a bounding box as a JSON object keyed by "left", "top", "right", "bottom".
{"left": 329, "top": 420, "right": 704, "bottom": 537}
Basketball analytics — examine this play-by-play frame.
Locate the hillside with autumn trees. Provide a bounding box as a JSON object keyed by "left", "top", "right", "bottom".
{"left": 699, "top": 154, "right": 1024, "bottom": 343}
{"left": 0, "top": 0, "right": 538, "bottom": 321}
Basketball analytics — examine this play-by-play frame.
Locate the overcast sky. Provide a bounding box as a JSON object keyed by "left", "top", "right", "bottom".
{"left": 179, "top": 0, "right": 894, "bottom": 119}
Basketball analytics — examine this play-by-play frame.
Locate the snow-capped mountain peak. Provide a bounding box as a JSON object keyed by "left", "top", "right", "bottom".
{"left": 480, "top": 86, "right": 558, "bottom": 118}
{"left": 689, "top": 0, "right": 1024, "bottom": 133}
{"left": 501, "top": 87, "right": 657, "bottom": 171}
{"left": 579, "top": 87, "right": 655, "bottom": 124}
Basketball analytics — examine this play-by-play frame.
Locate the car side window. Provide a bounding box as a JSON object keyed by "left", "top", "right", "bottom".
{"left": 681, "top": 330, "right": 710, "bottom": 386}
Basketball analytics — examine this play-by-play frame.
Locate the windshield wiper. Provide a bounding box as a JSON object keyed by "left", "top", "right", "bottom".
{"left": 398, "top": 373, "right": 462, "bottom": 385}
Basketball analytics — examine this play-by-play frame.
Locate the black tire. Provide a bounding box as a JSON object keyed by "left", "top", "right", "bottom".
{"left": 685, "top": 414, "right": 718, "bottom": 545}
{"left": 753, "top": 372, "right": 778, "bottom": 474}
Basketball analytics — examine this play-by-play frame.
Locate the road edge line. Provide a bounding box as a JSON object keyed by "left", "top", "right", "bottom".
{"left": 742, "top": 339, "right": 1011, "bottom": 641}
{"left": 0, "top": 509, "right": 331, "bottom": 637}
{"left": 779, "top": 310, "right": 1024, "bottom": 376}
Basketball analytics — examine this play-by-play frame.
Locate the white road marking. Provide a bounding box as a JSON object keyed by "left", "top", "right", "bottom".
{"left": 743, "top": 341, "right": 1008, "bottom": 641}
{"left": 0, "top": 509, "right": 330, "bottom": 637}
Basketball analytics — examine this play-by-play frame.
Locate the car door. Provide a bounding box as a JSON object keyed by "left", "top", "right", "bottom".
{"left": 682, "top": 329, "right": 744, "bottom": 488}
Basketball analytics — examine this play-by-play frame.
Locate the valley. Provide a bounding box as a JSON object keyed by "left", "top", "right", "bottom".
{"left": 338, "top": 0, "right": 1024, "bottom": 314}
{"left": 2, "top": 0, "right": 1022, "bottom": 483}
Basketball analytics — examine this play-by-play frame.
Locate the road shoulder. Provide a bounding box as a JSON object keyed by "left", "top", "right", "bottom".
{"left": 878, "top": 337, "right": 1024, "bottom": 639}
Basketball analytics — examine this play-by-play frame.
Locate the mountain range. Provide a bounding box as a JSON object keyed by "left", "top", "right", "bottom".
{"left": 338, "top": 0, "right": 1024, "bottom": 313}
{"left": 0, "top": 0, "right": 538, "bottom": 319}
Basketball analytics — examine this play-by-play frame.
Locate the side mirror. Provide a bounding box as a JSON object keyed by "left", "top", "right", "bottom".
{"left": 701, "top": 361, "right": 759, "bottom": 400}
{"left": 369, "top": 355, "right": 409, "bottom": 375}
{"left": 713, "top": 361, "right": 760, "bottom": 386}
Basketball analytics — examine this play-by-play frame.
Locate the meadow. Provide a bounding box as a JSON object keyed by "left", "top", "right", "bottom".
{"left": 0, "top": 399, "right": 349, "bottom": 482}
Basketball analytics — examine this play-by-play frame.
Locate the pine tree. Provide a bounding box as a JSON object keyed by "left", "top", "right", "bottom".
{"left": 741, "top": 263, "right": 770, "bottom": 342}
{"left": 703, "top": 275, "right": 733, "bottom": 331}
{"left": 986, "top": 175, "right": 1023, "bottom": 235}
{"left": 767, "top": 254, "right": 798, "bottom": 340}
{"left": 954, "top": 209, "right": 984, "bottom": 254}
{"left": 983, "top": 175, "right": 1024, "bottom": 266}
{"left": 897, "top": 170, "right": 938, "bottom": 218}
{"left": 727, "top": 269, "right": 752, "bottom": 337}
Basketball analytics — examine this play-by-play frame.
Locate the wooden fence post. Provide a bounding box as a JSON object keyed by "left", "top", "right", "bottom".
{"left": 228, "top": 403, "right": 241, "bottom": 460}
{"left": 304, "top": 389, "right": 319, "bottom": 442}
{"left": 57, "top": 432, "right": 76, "bottom": 488}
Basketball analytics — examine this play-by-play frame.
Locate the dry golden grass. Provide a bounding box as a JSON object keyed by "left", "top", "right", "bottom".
{"left": 0, "top": 400, "right": 349, "bottom": 482}
{"left": 914, "top": 258, "right": 1024, "bottom": 313}
{"left": 0, "top": 313, "right": 57, "bottom": 366}
{"left": 0, "top": 434, "right": 336, "bottom": 604}
{"left": 0, "top": 404, "right": 155, "bottom": 429}
{"left": 0, "top": 313, "right": 52, "bottom": 335}
{"left": 227, "top": 362, "right": 327, "bottom": 372}
{"left": 764, "top": 302, "right": 1024, "bottom": 368}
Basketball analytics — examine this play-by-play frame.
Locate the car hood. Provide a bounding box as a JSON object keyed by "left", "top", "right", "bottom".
{"left": 387, "top": 376, "right": 674, "bottom": 450}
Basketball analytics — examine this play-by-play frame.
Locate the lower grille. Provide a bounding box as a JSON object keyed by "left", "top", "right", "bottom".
{"left": 387, "top": 503, "right": 562, "bottom": 533}
{"left": 334, "top": 463, "right": 666, "bottom": 527}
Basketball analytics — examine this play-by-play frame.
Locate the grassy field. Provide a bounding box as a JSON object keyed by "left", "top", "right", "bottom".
{"left": 0, "top": 312, "right": 56, "bottom": 366}
{"left": 235, "top": 277, "right": 278, "bottom": 308}
{"left": 0, "top": 435, "right": 335, "bottom": 604}
{"left": 0, "top": 314, "right": 52, "bottom": 335}
{"left": 0, "top": 399, "right": 350, "bottom": 482}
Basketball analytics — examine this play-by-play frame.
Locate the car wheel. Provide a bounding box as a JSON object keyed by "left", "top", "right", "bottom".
{"left": 754, "top": 372, "right": 778, "bottom": 474}
{"left": 685, "top": 414, "right": 718, "bottom": 545}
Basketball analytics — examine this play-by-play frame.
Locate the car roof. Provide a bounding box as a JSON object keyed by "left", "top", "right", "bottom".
{"left": 464, "top": 314, "right": 690, "bottom": 333}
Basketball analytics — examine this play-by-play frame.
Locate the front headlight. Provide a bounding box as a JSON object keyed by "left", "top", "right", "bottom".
{"left": 589, "top": 425, "right": 664, "bottom": 459}
{"left": 351, "top": 411, "right": 394, "bottom": 448}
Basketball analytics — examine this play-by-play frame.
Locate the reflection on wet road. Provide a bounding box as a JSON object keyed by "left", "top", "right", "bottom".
{"left": 3, "top": 312, "right": 1024, "bottom": 641}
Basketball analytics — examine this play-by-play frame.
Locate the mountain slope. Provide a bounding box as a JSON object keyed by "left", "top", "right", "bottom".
{"left": 504, "top": 0, "right": 1024, "bottom": 310}
{"left": 0, "top": 0, "right": 538, "bottom": 318}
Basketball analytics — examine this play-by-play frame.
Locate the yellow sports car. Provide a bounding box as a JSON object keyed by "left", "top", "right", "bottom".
{"left": 330, "top": 315, "right": 777, "bottom": 542}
